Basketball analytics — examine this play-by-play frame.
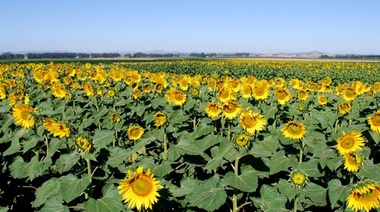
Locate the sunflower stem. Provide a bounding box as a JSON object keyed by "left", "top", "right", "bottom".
{"left": 334, "top": 119, "right": 339, "bottom": 132}
{"left": 44, "top": 136, "right": 49, "bottom": 158}
{"left": 294, "top": 196, "right": 298, "bottom": 212}
{"left": 85, "top": 158, "right": 93, "bottom": 198}
{"left": 232, "top": 150, "right": 240, "bottom": 212}
{"left": 163, "top": 130, "right": 168, "bottom": 160}
{"left": 193, "top": 116, "right": 197, "bottom": 131}
{"left": 299, "top": 139, "right": 305, "bottom": 164}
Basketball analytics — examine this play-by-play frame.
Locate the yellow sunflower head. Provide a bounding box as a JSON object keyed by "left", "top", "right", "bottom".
{"left": 75, "top": 136, "right": 92, "bottom": 153}
{"left": 297, "top": 89, "right": 308, "bottom": 101}
{"left": 205, "top": 101, "right": 222, "bottom": 120}
{"left": 239, "top": 109, "right": 267, "bottom": 135}
{"left": 190, "top": 88, "right": 199, "bottom": 97}
{"left": 153, "top": 111, "right": 167, "bottom": 128}
{"left": 343, "top": 152, "right": 363, "bottom": 173}
{"left": 240, "top": 83, "right": 252, "bottom": 99}
{"left": 336, "top": 131, "right": 365, "bottom": 156}
{"left": 275, "top": 88, "right": 291, "bottom": 105}
{"left": 110, "top": 113, "right": 121, "bottom": 123}
{"left": 281, "top": 121, "right": 306, "bottom": 140}
{"left": 368, "top": 111, "right": 380, "bottom": 132}
{"left": 338, "top": 102, "right": 351, "bottom": 115}
{"left": 107, "top": 89, "right": 116, "bottom": 97}
{"left": 12, "top": 103, "right": 37, "bottom": 128}
{"left": 142, "top": 83, "right": 152, "bottom": 93}
{"left": 252, "top": 81, "right": 270, "bottom": 101}
{"left": 289, "top": 169, "right": 308, "bottom": 187}
{"left": 118, "top": 166, "right": 164, "bottom": 211}
{"left": 318, "top": 95, "right": 328, "bottom": 105}
{"left": 128, "top": 125, "right": 144, "bottom": 141}
{"left": 218, "top": 86, "right": 235, "bottom": 103}
{"left": 342, "top": 87, "right": 357, "bottom": 101}
{"left": 234, "top": 134, "right": 251, "bottom": 148}
{"left": 222, "top": 101, "right": 242, "bottom": 120}
{"left": 347, "top": 180, "right": 380, "bottom": 212}
{"left": 51, "top": 82, "right": 67, "bottom": 98}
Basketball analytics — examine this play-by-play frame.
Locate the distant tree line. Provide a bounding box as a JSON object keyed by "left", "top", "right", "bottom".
{"left": 0, "top": 52, "right": 25, "bottom": 60}
{"left": 189, "top": 52, "right": 217, "bottom": 57}
{"left": 320, "top": 54, "right": 380, "bottom": 59}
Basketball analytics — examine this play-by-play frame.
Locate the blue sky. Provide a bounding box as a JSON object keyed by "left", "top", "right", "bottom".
{"left": 1, "top": 0, "right": 379, "bottom": 54}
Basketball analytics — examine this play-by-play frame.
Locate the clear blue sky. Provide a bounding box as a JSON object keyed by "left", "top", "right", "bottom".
{"left": 1, "top": 0, "right": 379, "bottom": 54}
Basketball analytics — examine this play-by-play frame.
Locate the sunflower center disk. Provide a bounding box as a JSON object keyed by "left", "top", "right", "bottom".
{"left": 289, "top": 125, "right": 300, "bottom": 135}
{"left": 342, "top": 137, "right": 355, "bottom": 149}
{"left": 131, "top": 177, "right": 152, "bottom": 196}
{"left": 372, "top": 116, "right": 380, "bottom": 126}
{"left": 174, "top": 93, "right": 183, "bottom": 101}
{"left": 243, "top": 117, "right": 256, "bottom": 128}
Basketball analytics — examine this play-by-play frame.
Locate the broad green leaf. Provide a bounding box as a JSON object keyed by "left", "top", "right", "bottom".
{"left": 28, "top": 156, "right": 53, "bottom": 181}
{"left": 3, "top": 139, "right": 21, "bottom": 156}
{"left": 251, "top": 135, "right": 280, "bottom": 157}
{"left": 276, "top": 179, "right": 300, "bottom": 200}
{"left": 328, "top": 179, "right": 350, "bottom": 209}
{"left": 304, "top": 182, "right": 327, "bottom": 207}
{"left": 0, "top": 206, "right": 8, "bottom": 212}
{"left": 223, "top": 168, "right": 258, "bottom": 192}
{"left": 47, "top": 138, "right": 61, "bottom": 158}
{"left": 131, "top": 132, "right": 156, "bottom": 152}
{"left": 107, "top": 147, "right": 132, "bottom": 168}
{"left": 188, "top": 186, "right": 227, "bottom": 211}
{"left": 22, "top": 135, "right": 41, "bottom": 153}
{"left": 60, "top": 174, "right": 91, "bottom": 203}
{"left": 38, "top": 195, "right": 69, "bottom": 212}
{"left": 195, "top": 134, "right": 225, "bottom": 151}
{"left": 0, "top": 114, "right": 13, "bottom": 134}
{"left": 93, "top": 130, "right": 115, "bottom": 150}
{"left": 268, "top": 151, "right": 296, "bottom": 175}
{"left": 297, "top": 159, "right": 323, "bottom": 177}
{"left": 84, "top": 197, "right": 128, "bottom": 212}
{"left": 55, "top": 152, "right": 80, "bottom": 174}
{"left": 167, "top": 137, "right": 203, "bottom": 161}
{"left": 358, "top": 160, "right": 380, "bottom": 182}
{"left": 9, "top": 156, "right": 29, "bottom": 179}
{"left": 192, "top": 122, "right": 214, "bottom": 139}
{"left": 33, "top": 178, "right": 61, "bottom": 207}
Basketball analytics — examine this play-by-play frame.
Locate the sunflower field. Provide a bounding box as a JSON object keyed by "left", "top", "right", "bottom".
{"left": 1, "top": 60, "right": 380, "bottom": 212}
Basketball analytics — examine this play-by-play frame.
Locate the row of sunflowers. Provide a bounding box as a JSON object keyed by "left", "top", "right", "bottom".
{"left": 1, "top": 60, "right": 380, "bottom": 211}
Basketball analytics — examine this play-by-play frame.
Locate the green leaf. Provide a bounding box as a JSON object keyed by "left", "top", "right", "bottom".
{"left": 33, "top": 178, "right": 61, "bottom": 207}
{"left": 193, "top": 122, "right": 215, "bottom": 139}
{"left": 28, "top": 156, "right": 52, "bottom": 181}
{"left": 60, "top": 174, "right": 91, "bottom": 203}
{"left": 55, "top": 152, "right": 80, "bottom": 174}
{"left": 276, "top": 179, "right": 300, "bottom": 200}
{"left": 47, "top": 138, "right": 61, "bottom": 158}
{"left": 328, "top": 179, "right": 350, "bottom": 209}
{"left": 84, "top": 197, "right": 128, "bottom": 212}
{"left": 251, "top": 135, "right": 280, "bottom": 157}
{"left": 131, "top": 132, "right": 156, "bottom": 153}
{"left": 0, "top": 114, "right": 13, "bottom": 134}
{"left": 195, "top": 134, "right": 225, "bottom": 151}
{"left": 188, "top": 186, "right": 227, "bottom": 211}
{"left": 297, "top": 159, "right": 323, "bottom": 177}
{"left": 107, "top": 147, "right": 132, "bottom": 168}
{"left": 268, "top": 151, "right": 296, "bottom": 175}
{"left": 22, "top": 135, "right": 41, "bottom": 153}
{"left": 93, "top": 130, "right": 115, "bottom": 150}
{"left": 304, "top": 182, "right": 327, "bottom": 207}
{"left": 0, "top": 206, "right": 9, "bottom": 212}
{"left": 9, "top": 156, "right": 29, "bottom": 179}
{"left": 38, "top": 195, "right": 69, "bottom": 212}
{"left": 223, "top": 168, "right": 258, "bottom": 192}
{"left": 358, "top": 160, "right": 380, "bottom": 182}
{"left": 167, "top": 137, "right": 202, "bottom": 161}
{"left": 3, "top": 139, "right": 21, "bottom": 156}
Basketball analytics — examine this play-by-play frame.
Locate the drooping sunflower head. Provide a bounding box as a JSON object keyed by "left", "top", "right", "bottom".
{"left": 297, "top": 89, "right": 308, "bottom": 101}
{"left": 127, "top": 125, "right": 144, "bottom": 141}
{"left": 239, "top": 109, "right": 267, "bottom": 135}
{"left": 275, "top": 88, "right": 291, "bottom": 105}
{"left": 289, "top": 169, "right": 308, "bottom": 187}
{"left": 190, "top": 88, "right": 199, "bottom": 97}
{"left": 368, "top": 111, "right": 380, "bottom": 132}
{"left": 12, "top": 103, "right": 37, "bottom": 128}
{"left": 234, "top": 134, "right": 251, "bottom": 148}
{"left": 153, "top": 111, "right": 167, "bottom": 128}
{"left": 336, "top": 131, "right": 365, "bottom": 156}
{"left": 75, "top": 136, "right": 92, "bottom": 153}
{"left": 205, "top": 101, "right": 222, "bottom": 120}
{"left": 52, "top": 121, "right": 71, "bottom": 139}
{"left": 318, "top": 95, "right": 328, "bottom": 105}
{"left": 118, "top": 166, "right": 164, "bottom": 211}
{"left": 347, "top": 179, "right": 380, "bottom": 212}
{"left": 338, "top": 102, "right": 352, "bottom": 115}
{"left": 222, "top": 101, "right": 242, "bottom": 120}
{"left": 281, "top": 121, "right": 306, "bottom": 140}
{"left": 343, "top": 152, "right": 363, "bottom": 173}
{"left": 142, "top": 83, "right": 152, "bottom": 93}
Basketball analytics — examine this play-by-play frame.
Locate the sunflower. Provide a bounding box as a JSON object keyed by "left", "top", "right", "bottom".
{"left": 336, "top": 131, "right": 365, "bottom": 156}
{"left": 239, "top": 109, "right": 267, "bottom": 135}
{"left": 83, "top": 82, "right": 95, "bottom": 97}
{"left": 133, "top": 90, "right": 142, "bottom": 100}
{"left": 368, "top": 110, "right": 380, "bottom": 132}
{"left": 222, "top": 101, "right": 242, "bottom": 120}
{"left": 75, "top": 136, "right": 92, "bottom": 152}
{"left": 165, "top": 88, "right": 186, "bottom": 106}
{"left": 128, "top": 125, "right": 144, "bottom": 141}
{"left": 342, "top": 87, "right": 357, "bottom": 101}
{"left": 218, "top": 86, "right": 235, "bottom": 103}
{"left": 338, "top": 102, "right": 351, "bottom": 115}
{"left": 153, "top": 111, "right": 167, "bottom": 128}
{"left": 318, "top": 95, "right": 328, "bottom": 105}
{"left": 0, "top": 84, "right": 6, "bottom": 99}
{"left": 281, "top": 121, "right": 306, "bottom": 140}
{"left": 275, "top": 87, "right": 291, "bottom": 105}
{"left": 234, "top": 134, "right": 251, "bottom": 148}
{"left": 118, "top": 166, "right": 163, "bottom": 211}
{"left": 289, "top": 169, "right": 308, "bottom": 187}
{"left": 12, "top": 103, "right": 36, "bottom": 128}
{"left": 190, "top": 88, "right": 199, "bottom": 97}
{"left": 205, "top": 101, "right": 222, "bottom": 120}
{"left": 110, "top": 113, "right": 121, "bottom": 123}
{"left": 297, "top": 89, "right": 308, "bottom": 101}
{"left": 107, "top": 89, "right": 116, "bottom": 97}
{"left": 142, "top": 83, "right": 152, "bottom": 93}
{"left": 43, "top": 118, "right": 71, "bottom": 138}
{"left": 252, "top": 81, "right": 270, "bottom": 101}
{"left": 343, "top": 152, "right": 363, "bottom": 173}
{"left": 240, "top": 83, "right": 252, "bottom": 99}
{"left": 347, "top": 180, "right": 380, "bottom": 212}
{"left": 51, "top": 82, "right": 67, "bottom": 98}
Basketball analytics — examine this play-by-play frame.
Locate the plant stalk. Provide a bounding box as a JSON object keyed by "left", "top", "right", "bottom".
{"left": 163, "top": 130, "right": 168, "bottom": 160}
